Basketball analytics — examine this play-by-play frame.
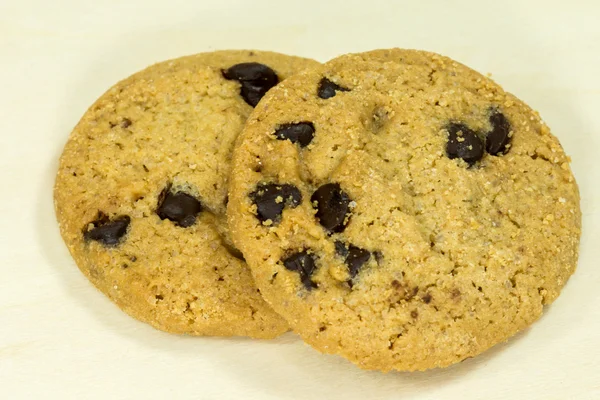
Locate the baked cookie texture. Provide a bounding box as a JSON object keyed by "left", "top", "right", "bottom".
{"left": 54, "top": 50, "right": 319, "bottom": 338}
{"left": 227, "top": 49, "right": 581, "bottom": 369}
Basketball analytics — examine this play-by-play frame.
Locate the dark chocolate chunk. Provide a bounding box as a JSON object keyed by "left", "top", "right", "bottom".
{"left": 334, "top": 240, "right": 349, "bottom": 258}
{"left": 222, "top": 62, "right": 279, "bottom": 107}
{"left": 485, "top": 110, "right": 511, "bottom": 156}
{"left": 283, "top": 251, "right": 318, "bottom": 289}
{"left": 335, "top": 241, "right": 371, "bottom": 278}
{"left": 345, "top": 245, "right": 371, "bottom": 278}
{"left": 222, "top": 62, "right": 277, "bottom": 82}
{"left": 239, "top": 84, "right": 269, "bottom": 108}
{"left": 311, "top": 183, "right": 351, "bottom": 233}
{"left": 250, "top": 183, "right": 302, "bottom": 223}
{"left": 317, "top": 77, "right": 350, "bottom": 99}
{"left": 84, "top": 212, "right": 130, "bottom": 247}
{"left": 273, "top": 122, "right": 315, "bottom": 147}
{"left": 445, "top": 123, "right": 484, "bottom": 166}
{"left": 157, "top": 187, "right": 202, "bottom": 227}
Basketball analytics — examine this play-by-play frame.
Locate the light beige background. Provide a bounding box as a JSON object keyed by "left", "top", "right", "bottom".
{"left": 1, "top": 0, "right": 599, "bottom": 398}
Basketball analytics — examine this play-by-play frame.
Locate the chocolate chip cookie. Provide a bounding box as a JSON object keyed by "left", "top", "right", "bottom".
{"left": 227, "top": 49, "right": 581, "bottom": 367}
{"left": 54, "top": 50, "right": 319, "bottom": 338}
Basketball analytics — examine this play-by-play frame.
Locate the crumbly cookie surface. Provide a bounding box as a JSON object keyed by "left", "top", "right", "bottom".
{"left": 227, "top": 49, "right": 581, "bottom": 367}
{"left": 55, "top": 50, "right": 319, "bottom": 338}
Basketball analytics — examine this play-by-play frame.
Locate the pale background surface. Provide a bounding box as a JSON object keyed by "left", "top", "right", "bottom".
{"left": 1, "top": 0, "right": 599, "bottom": 399}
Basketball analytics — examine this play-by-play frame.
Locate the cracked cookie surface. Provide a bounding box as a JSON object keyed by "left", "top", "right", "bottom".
{"left": 54, "top": 50, "right": 319, "bottom": 338}
{"left": 227, "top": 49, "right": 581, "bottom": 368}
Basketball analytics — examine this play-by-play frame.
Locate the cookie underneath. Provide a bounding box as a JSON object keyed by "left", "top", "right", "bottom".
{"left": 54, "top": 50, "right": 320, "bottom": 338}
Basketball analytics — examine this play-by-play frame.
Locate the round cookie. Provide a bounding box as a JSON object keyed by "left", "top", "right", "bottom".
{"left": 227, "top": 49, "right": 581, "bottom": 368}
{"left": 55, "top": 50, "right": 320, "bottom": 338}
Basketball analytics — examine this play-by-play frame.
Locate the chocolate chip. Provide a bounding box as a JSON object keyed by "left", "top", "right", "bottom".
{"left": 335, "top": 241, "right": 371, "bottom": 278}
{"left": 239, "top": 85, "right": 270, "bottom": 108}
{"left": 273, "top": 122, "right": 315, "bottom": 147}
{"left": 422, "top": 293, "right": 432, "bottom": 304}
{"left": 445, "top": 123, "right": 484, "bottom": 166}
{"left": 157, "top": 187, "right": 202, "bottom": 227}
{"left": 317, "top": 77, "right": 350, "bottom": 99}
{"left": 486, "top": 110, "right": 511, "bottom": 156}
{"left": 222, "top": 62, "right": 279, "bottom": 107}
{"left": 222, "top": 62, "right": 276, "bottom": 82}
{"left": 334, "top": 240, "right": 349, "bottom": 258}
{"left": 250, "top": 183, "right": 302, "bottom": 223}
{"left": 283, "top": 251, "right": 318, "bottom": 289}
{"left": 121, "top": 118, "right": 132, "bottom": 128}
{"left": 311, "top": 183, "right": 351, "bottom": 233}
{"left": 83, "top": 212, "right": 130, "bottom": 246}
{"left": 346, "top": 246, "right": 371, "bottom": 278}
